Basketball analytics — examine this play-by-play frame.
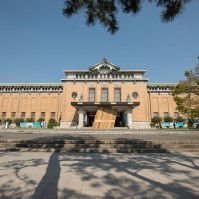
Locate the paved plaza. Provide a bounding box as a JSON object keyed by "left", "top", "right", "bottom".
{"left": 0, "top": 128, "right": 199, "bottom": 141}
{"left": 0, "top": 152, "right": 199, "bottom": 199}
{"left": 0, "top": 129, "right": 199, "bottom": 198}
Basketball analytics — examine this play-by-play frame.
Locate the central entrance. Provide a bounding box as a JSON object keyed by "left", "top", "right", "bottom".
{"left": 71, "top": 102, "right": 140, "bottom": 129}
{"left": 92, "top": 106, "right": 117, "bottom": 129}
{"left": 87, "top": 111, "right": 125, "bottom": 127}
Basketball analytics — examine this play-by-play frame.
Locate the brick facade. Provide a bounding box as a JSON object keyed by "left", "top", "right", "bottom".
{"left": 0, "top": 60, "right": 179, "bottom": 128}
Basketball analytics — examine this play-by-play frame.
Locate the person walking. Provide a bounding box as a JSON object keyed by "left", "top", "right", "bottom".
{"left": 173, "top": 122, "right": 176, "bottom": 129}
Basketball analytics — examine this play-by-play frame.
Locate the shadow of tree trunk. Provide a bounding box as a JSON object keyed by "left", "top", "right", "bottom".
{"left": 32, "top": 152, "right": 60, "bottom": 199}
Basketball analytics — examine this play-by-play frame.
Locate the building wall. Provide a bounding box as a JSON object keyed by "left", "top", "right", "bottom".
{"left": 0, "top": 84, "right": 179, "bottom": 126}
{"left": 0, "top": 93, "right": 63, "bottom": 122}
{"left": 149, "top": 93, "right": 178, "bottom": 119}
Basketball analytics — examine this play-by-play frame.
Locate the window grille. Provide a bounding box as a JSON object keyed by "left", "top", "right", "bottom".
{"left": 164, "top": 112, "right": 169, "bottom": 118}
{"left": 21, "top": 112, "right": 26, "bottom": 119}
{"left": 102, "top": 88, "right": 108, "bottom": 102}
{"left": 114, "top": 88, "right": 121, "bottom": 102}
{"left": 51, "top": 112, "right": 56, "bottom": 119}
{"left": 41, "top": 112, "right": 45, "bottom": 120}
{"left": 31, "top": 112, "right": 35, "bottom": 119}
{"left": 174, "top": 112, "right": 179, "bottom": 119}
{"left": 2, "top": 112, "right": 6, "bottom": 120}
{"left": 154, "top": 112, "right": 158, "bottom": 117}
{"left": 89, "top": 88, "right": 95, "bottom": 102}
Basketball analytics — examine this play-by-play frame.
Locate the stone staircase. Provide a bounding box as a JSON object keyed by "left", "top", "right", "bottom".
{"left": 1, "top": 139, "right": 199, "bottom": 153}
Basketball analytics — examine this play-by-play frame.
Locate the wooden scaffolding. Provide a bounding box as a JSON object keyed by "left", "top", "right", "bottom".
{"left": 92, "top": 106, "right": 117, "bottom": 129}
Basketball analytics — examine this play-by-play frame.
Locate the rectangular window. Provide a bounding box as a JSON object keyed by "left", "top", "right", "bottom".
{"left": 114, "top": 88, "right": 121, "bottom": 102}
{"left": 101, "top": 88, "right": 108, "bottom": 102}
{"left": 41, "top": 112, "right": 45, "bottom": 120}
{"left": 11, "top": 112, "right": 16, "bottom": 120}
{"left": 184, "top": 113, "right": 188, "bottom": 119}
{"left": 51, "top": 112, "right": 55, "bottom": 119}
{"left": 164, "top": 112, "right": 169, "bottom": 118}
{"left": 2, "top": 112, "right": 6, "bottom": 120}
{"left": 153, "top": 112, "right": 159, "bottom": 117}
{"left": 89, "top": 88, "right": 95, "bottom": 102}
{"left": 174, "top": 112, "right": 179, "bottom": 119}
{"left": 21, "top": 112, "right": 26, "bottom": 119}
{"left": 31, "top": 112, "right": 35, "bottom": 119}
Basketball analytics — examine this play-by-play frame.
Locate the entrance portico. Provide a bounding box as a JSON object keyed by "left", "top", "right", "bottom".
{"left": 71, "top": 102, "right": 140, "bottom": 129}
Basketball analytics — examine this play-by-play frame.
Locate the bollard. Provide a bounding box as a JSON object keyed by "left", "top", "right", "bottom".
{"left": 5, "top": 122, "right": 9, "bottom": 129}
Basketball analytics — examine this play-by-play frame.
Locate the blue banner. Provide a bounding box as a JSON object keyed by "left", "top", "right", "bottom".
{"left": 20, "top": 122, "right": 41, "bottom": 127}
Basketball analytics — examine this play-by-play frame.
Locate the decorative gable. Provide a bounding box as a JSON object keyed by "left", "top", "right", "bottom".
{"left": 89, "top": 59, "right": 120, "bottom": 74}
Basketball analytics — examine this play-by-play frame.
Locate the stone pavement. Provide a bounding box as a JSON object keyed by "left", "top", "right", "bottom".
{"left": 0, "top": 152, "right": 199, "bottom": 199}
{"left": 0, "top": 128, "right": 199, "bottom": 141}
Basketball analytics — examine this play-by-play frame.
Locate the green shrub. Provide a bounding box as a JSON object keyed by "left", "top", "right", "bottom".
{"left": 37, "top": 118, "right": 45, "bottom": 123}
{"left": 14, "top": 118, "right": 24, "bottom": 127}
{"left": 151, "top": 117, "right": 162, "bottom": 124}
{"left": 164, "top": 116, "right": 173, "bottom": 123}
{"left": 25, "top": 118, "right": 35, "bottom": 123}
{"left": 150, "top": 123, "right": 155, "bottom": 128}
{"left": 175, "top": 117, "right": 185, "bottom": 123}
{"left": 0, "top": 119, "right": 2, "bottom": 125}
{"left": 47, "top": 123, "right": 54, "bottom": 129}
{"left": 48, "top": 118, "right": 57, "bottom": 125}
{"left": 4, "top": 118, "right": 12, "bottom": 124}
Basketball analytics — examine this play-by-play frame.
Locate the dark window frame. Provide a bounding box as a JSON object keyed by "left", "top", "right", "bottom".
{"left": 89, "top": 88, "right": 95, "bottom": 102}
{"left": 101, "top": 88, "right": 108, "bottom": 102}
{"left": 41, "top": 112, "right": 45, "bottom": 119}
{"left": 21, "top": 112, "right": 26, "bottom": 119}
{"left": 114, "top": 88, "right": 121, "bottom": 102}
{"left": 51, "top": 112, "right": 56, "bottom": 119}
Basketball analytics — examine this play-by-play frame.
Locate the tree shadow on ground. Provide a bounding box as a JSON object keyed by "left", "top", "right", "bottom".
{"left": 0, "top": 134, "right": 199, "bottom": 198}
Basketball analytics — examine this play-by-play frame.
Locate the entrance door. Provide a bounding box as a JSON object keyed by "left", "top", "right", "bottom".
{"left": 114, "top": 112, "right": 124, "bottom": 127}
{"left": 87, "top": 112, "right": 95, "bottom": 127}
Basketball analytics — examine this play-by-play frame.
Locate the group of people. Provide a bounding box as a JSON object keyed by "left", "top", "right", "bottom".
{"left": 155, "top": 122, "right": 177, "bottom": 129}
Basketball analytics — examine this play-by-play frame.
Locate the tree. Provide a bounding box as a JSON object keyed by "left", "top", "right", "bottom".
{"left": 172, "top": 63, "right": 199, "bottom": 119}
{"left": 63, "top": 0, "right": 192, "bottom": 34}
{"left": 175, "top": 116, "right": 185, "bottom": 122}
{"left": 4, "top": 118, "right": 13, "bottom": 124}
{"left": 151, "top": 116, "right": 162, "bottom": 123}
{"left": 48, "top": 118, "right": 57, "bottom": 124}
{"left": 48, "top": 118, "right": 57, "bottom": 129}
{"left": 37, "top": 118, "right": 45, "bottom": 123}
{"left": 14, "top": 118, "right": 24, "bottom": 127}
{"left": 164, "top": 116, "right": 173, "bottom": 123}
{"left": 25, "top": 118, "right": 35, "bottom": 123}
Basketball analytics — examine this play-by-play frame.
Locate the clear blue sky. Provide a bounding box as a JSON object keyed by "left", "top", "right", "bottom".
{"left": 0, "top": 0, "right": 198, "bottom": 83}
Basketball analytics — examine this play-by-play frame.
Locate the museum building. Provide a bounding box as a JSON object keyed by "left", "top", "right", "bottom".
{"left": 0, "top": 59, "right": 179, "bottom": 129}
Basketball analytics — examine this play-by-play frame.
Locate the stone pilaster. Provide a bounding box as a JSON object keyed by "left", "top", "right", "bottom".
{"left": 126, "top": 107, "right": 133, "bottom": 128}
{"left": 78, "top": 107, "right": 84, "bottom": 128}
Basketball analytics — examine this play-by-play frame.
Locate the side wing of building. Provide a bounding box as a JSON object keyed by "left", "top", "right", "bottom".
{"left": 0, "top": 83, "right": 63, "bottom": 122}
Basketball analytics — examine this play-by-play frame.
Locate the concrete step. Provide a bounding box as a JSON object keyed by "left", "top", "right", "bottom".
{"left": 0, "top": 143, "right": 164, "bottom": 149}
{"left": 0, "top": 147, "right": 168, "bottom": 153}
{"left": 1, "top": 142, "right": 199, "bottom": 149}
{"left": 1, "top": 139, "right": 199, "bottom": 153}
{"left": 1, "top": 139, "right": 199, "bottom": 144}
